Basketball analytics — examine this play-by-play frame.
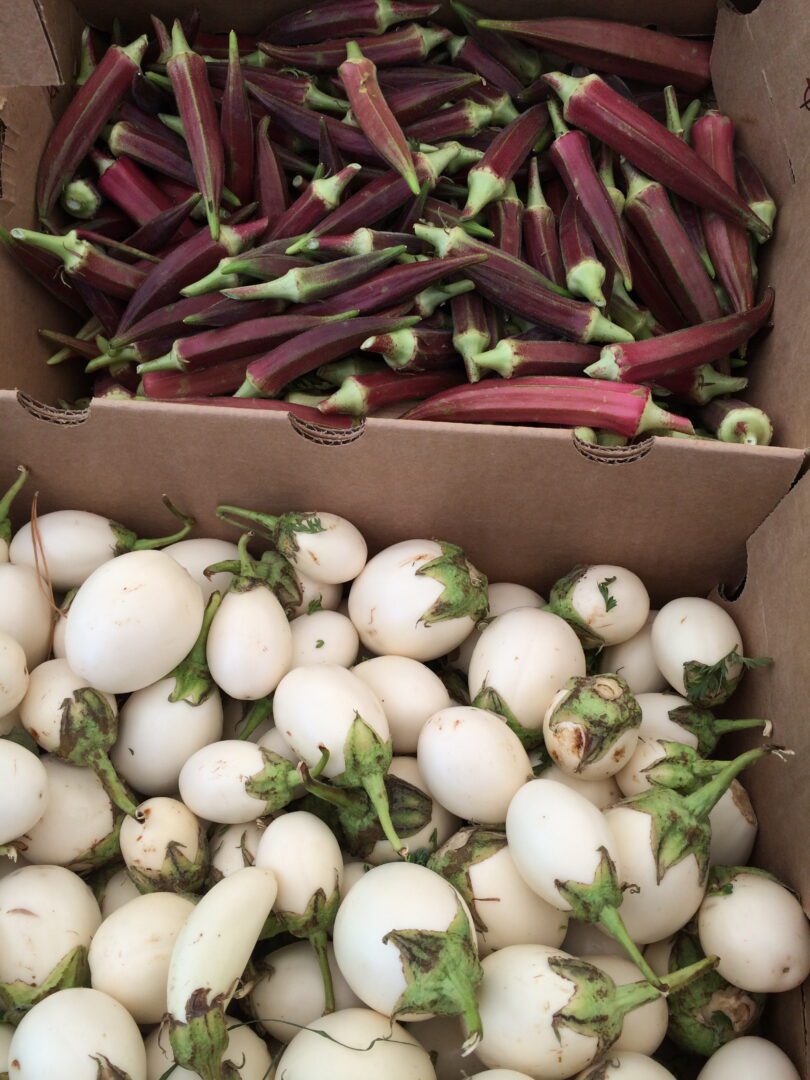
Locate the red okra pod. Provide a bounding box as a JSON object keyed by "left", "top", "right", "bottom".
{"left": 623, "top": 221, "right": 686, "bottom": 333}
{"left": 305, "top": 229, "right": 422, "bottom": 258}
{"left": 220, "top": 31, "right": 254, "bottom": 208}
{"left": 461, "top": 105, "right": 548, "bottom": 218}
{"left": 672, "top": 194, "right": 715, "bottom": 280}
{"left": 110, "top": 294, "right": 225, "bottom": 348}
{"left": 75, "top": 26, "right": 100, "bottom": 88}
{"left": 236, "top": 313, "right": 420, "bottom": 397}
{"left": 258, "top": 23, "right": 450, "bottom": 71}
{"left": 451, "top": 290, "right": 491, "bottom": 382}
{"left": 208, "top": 65, "right": 348, "bottom": 114}
{"left": 293, "top": 252, "right": 487, "bottom": 316}
{"left": 735, "top": 153, "right": 777, "bottom": 240}
{"left": 117, "top": 218, "right": 267, "bottom": 334}
{"left": 140, "top": 312, "right": 356, "bottom": 373}
{"left": 656, "top": 364, "right": 748, "bottom": 406}
{"left": 451, "top": 0, "right": 541, "bottom": 85}
{"left": 263, "top": 0, "right": 440, "bottom": 47}
{"left": 224, "top": 245, "right": 406, "bottom": 303}
{"left": 108, "top": 122, "right": 197, "bottom": 188}
{"left": 86, "top": 336, "right": 175, "bottom": 372}
{"left": 523, "top": 158, "right": 565, "bottom": 287}
{"left": 414, "top": 280, "right": 475, "bottom": 320}
{"left": 36, "top": 34, "right": 148, "bottom": 223}
{"left": 405, "top": 375, "right": 695, "bottom": 435}
{"left": 361, "top": 326, "right": 456, "bottom": 371}
{"left": 559, "top": 195, "right": 607, "bottom": 308}
{"left": 447, "top": 35, "right": 524, "bottom": 99}
{"left": 0, "top": 228, "right": 86, "bottom": 314}
{"left": 691, "top": 112, "right": 754, "bottom": 314}
{"left": 247, "top": 87, "right": 379, "bottom": 165}
{"left": 474, "top": 337, "right": 600, "bottom": 378}
{"left": 255, "top": 118, "right": 290, "bottom": 236}
{"left": 585, "top": 287, "right": 775, "bottom": 383}
{"left": 404, "top": 99, "right": 494, "bottom": 143}
{"left": 319, "top": 117, "right": 346, "bottom": 178}
{"left": 543, "top": 73, "right": 771, "bottom": 241}
{"left": 126, "top": 194, "right": 202, "bottom": 254}
{"left": 621, "top": 159, "right": 721, "bottom": 325}
{"left": 320, "top": 368, "right": 464, "bottom": 416}
{"left": 117, "top": 102, "right": 189, "bottom": 153}
{"left": 71, "top": 280, "right": 126, "bottom": 334}
{"left": 487, "top": 182, "right": 523, "bottom": 260}
{"left": 415, "top": 224, "right": 631, "bottom": 345}
{"left": 143, "top": 354, "right": 258, "bottom": 399}
{"left": 701, "top": 398, "right": 773, "bottom": 446}
{"left": 547, "top": 101, "right": 632, "bottom": 290}
{"left": 167, "top": 20, "right": 225, "bottom": 239}
{"left": 466, "top": 83, "right": 520, "bottom": 127}
{"left": 38, "top": 329, "right": 101, "bottom": 362}
{"left": 183, "top": 252, "right": 312, "bottom": 297}
{"left": 10, "top": 229, "right": 146, "bottom": 300}
{"left": 44, "top": 315, "right": 103, "bottom": 365}
{"left": 608, "top": 281, "right": 658, "bottom": 341}
{"left": 269, "top": 164, "right": 362, "bottom": 242}
{"left": 183, "top": 296, "right": 286, "bottom": 328}
{"left": 385, "top": 72, "right": 482, "bottom": 126}
{"left": 480, "top": 18, "right": 711, "bottom": 94}
{"left": 92, "top": 149, "right": 175, "bottom": 225}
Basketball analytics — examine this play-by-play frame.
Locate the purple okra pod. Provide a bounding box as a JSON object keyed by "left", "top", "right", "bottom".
{"left": 385, "top": 72, "right": 482, "bottom": 126}
{"left": 263, "top": 0, "right": 440, "bottom": 47}
{"left": 125, "top": 194, "right": 202, "bottom": 254}
{"left": 361, "top": 326, "right": 456, "bottom": 371}
{"left": 701, "top": 398, "right": 773, "bottom": 445}
{"left": 109, "top": 295, "right": 226, "bottom": 349}
{"left": 735, "top": 153, "right": 777, "bottom": 241}
{"left": 447, "top": 35, "right": 525, "bottom": 99}
{"left": 466, "top": 82, "right": 520, "bottom": 127}
{"left": 622, "top": 220, "right": 686, "bottom": 332}
{"left": 182, "top": 251, "right": 313, "bottom": 297}
{"left": 255, "top": 118, "right": 290, "bottom": 237}
{"left": 461, "top": 105, "right": 549, "bottom": 218}
{"left": 247, "top": 86, "right": 379, "bottom": 165}
{"left": 268, "top": 164, "right": 362, "bottom": 242}
{"left": 10, "top": 229, "right": 147, "bottom": 300}
{"left": 223, "top": 245, "right": 407, "bottom": 303}
{"left": 487, "top": 181, "right": 524, "bottom": 260}
{"left": 319, "top": 117, "right": 346, "bottom": 177}
{"left": 319, "top": 368, "right": 464, "bottom": 416}
{"left": 452, "top": 290, "right": 491, "bottom": 381}
{"left": 107, "top": 122, "right": 197, "bottom": 189}
{"left": 559, "top": 195, "right": 608, "bottom": 307}
{"left": 0, "top": 228, "right": 86, "bottom": 314}
{"left": 473, "top": 337, "right": 600, "bottom": 378}
{"left": 167, "top": 20, "right": 224, "bottom": 240}
{"left": 656, "top": 364, "right": 748, "bottom": 406}
{"left": 258, "top": 23, "right": 451, "bottom": 71}
{"left": 523, "top": 158, "right": 566, "bottom": 287}
{"left": 405, "top": 98, "right": 493, "bottom": 144}
{"left": 220, "top": 31, "right": 255, "bottom": 208}
{"left": 305, "top": 229, "right": 422, "bottom": 258}
{"left": 451, "top": 0, "right": 542, "bottom": 84}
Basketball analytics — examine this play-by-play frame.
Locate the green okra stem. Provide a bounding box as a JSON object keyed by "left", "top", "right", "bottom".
{"left": 224, "top": 245, "right": 406, "bottom": 303}
{"left": 462, "top": 104, "right": 549, "bottom": 219}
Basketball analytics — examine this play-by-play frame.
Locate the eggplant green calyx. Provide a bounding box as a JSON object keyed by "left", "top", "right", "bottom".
{"left": 705, "top": 864, "right": 781, "bottom": 897}
{"left": 128, "top": 824, "right": 209, "bottom": 895}
{"left": 336, "top": 713, "right": 407, "bottom": 858}
{"left": 58, "top": 688, "right": 139, "bottom": 818}
{"left": 640, "top": 740, "right": 736, "bottom": 794}
{"left": 216, "top": 504, "right": 326, "bottom": 563}
{"left": 169, "top": 989, "right": 239, "bottom": 1080}
{"left": 272, "top": 881, "right": 341, "bottom": 1014}
{"left": 428, "top": 826, "right": 506, "bottom": 933}
{"left": 546, "top": 673, "right": 641, "bottom": 771}
{"left": 69, "top": 811, "right": 124, "bottom": 876}
{"left": 0, "top": 465, "right": 29, "bottom": 544}
{"left": 169, "top": 591, "right": 221, "bottom": 705}
{"left": 204, "top": 531, "right": 302, "bottom": 613}
{"left": 111, "top": 494, "right": 195, "bottom": 554}
{"left": 416, "top": 540, "right": 488, "bottom": 627}
{"left": 666, "top": 703, "right": 773, "bottom": 756}
{"left": 385, "top": 899, "right": 484, "bottom": 1054}
{"left": 244, "top": 748, "right": 302, "bottom": 814}
{"left": 473, "top": 683, "right": 544, "bottom": 752}
{"left": 0, "top": 944, "right": 90, "bottom": 1026}
{"left": 682, "top": 648, "right": 773, "bottom": 708}
{"left": 545, "top": 565, "right": 605, "bottom": 649}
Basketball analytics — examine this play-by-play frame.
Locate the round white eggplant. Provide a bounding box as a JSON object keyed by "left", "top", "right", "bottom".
{"left": 546, "top": 564, "right": 650, "bottom": 647}
{"left": 0, "top": 741, "right": 48, "bottom": 846}
{"left": 353, "top": 655, "right": 451, "bottom": 753}
{"left": 651, "top": 598, "right": 747, "bottom": 706}
{"left": 453, "top": 582, "right": 545, "bottom": 675}
{"left": 164, "top": 536, "right": 239, "bottom": 600}
{"left": 586, "top": 955, "right": 668, "bottom": 1055}
{"left": 0, "top": 632, "right": 28, "bottom": 719}
{"left": 0, "top": 564, "right": 52, "bottom": 668}
{"left": 696, "top": 1037, "right": 801, "bottom": 1080}
{"left": 206, "top": 586, "right": 292, "bottom": 700}
{"left": 598, "top": 613, "right": 667, "bottom": 693}
{"left": 21, "top": 757, "right": 116, "bottom": 869}
{"left": 289, "top": 609, "right": 359, "bottom": 668}
{"left": 120, "top": 796, "right": 207, "bottom": 893}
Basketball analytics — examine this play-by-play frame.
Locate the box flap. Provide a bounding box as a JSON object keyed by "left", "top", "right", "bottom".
{"left": 0, "top": 0, "right": 82, "bottom": 88}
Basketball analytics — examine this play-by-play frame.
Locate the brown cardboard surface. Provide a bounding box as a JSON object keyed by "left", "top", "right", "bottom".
{"left": 0, "top": 1, "right": 60, "bottom": 86}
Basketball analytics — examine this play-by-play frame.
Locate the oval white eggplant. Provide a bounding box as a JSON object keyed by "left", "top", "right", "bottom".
{"left": 553, "top": 564, "right": 650, "bottom": 646}
{"left": 111, "top": 677, "right": 223, "bottom": 796}
{"left": 65, "top": 550, "right": 204, "bottom": 694}
{"left": 89, "top": 891, "right": 195, "bottom": 1024}
{"left": 367, "top": 755, "right": 459, "bottom": 865}
{"left": 0, "top": 564, "right": 52, "bottom": 668}
{"left": 708, "top": 780, "right": 757, "bottom": 867}
{"left": 164, "top": 536, "right": 239, "bottom": 600}
{"left": 21, "top": 756, "right": 115, "bottom": 868}
{"left": 353, "top": 655, "right": 451, "bottom": 753}
{"left": 97, "top": 866, "right": 141, "bottom": 919}
{"left": 7, "top": 987, "right": 146, "bottom": 1079}
{"left": 0, "top": 741, "right": 48, "bottom": 845}
{"left": 279, "top": 511, "right": 367, "bottom": 584}
{"left": 0, "top": 632, "right": 28, "bottom": 719}
{"left": 535, "top": 762, "right": 621, "bottom": 810}
{"left": 417, "top": 706, "right": 532, "bottom": 825}
{"left": 206, "top": 587, "right": 292, "bottom": 700}
{"left": 289, "top": 569, "right": 343, "bottom": 617}
{"left": 586, "top": 955, "right": 668, "bottom": 1055}
{"left": 468, "top": 608, "right": 586, "bottom": 735}
{"left": 145, "top": 1015, "right": 275, "bottom": 1080}
{"left": 120, "top": 796, "right": 205, "bottom": 889}
{"left": 636, "top": 692, "right": 698, "bottom": 747}
{"left": 250, "top": 940, "right": 362, "bottom": 1042}
{"left": 599, "top": 613, "right": 667, "bottom": 693}
{"left": 289, "top": 609, "right": 359, "bottom": 668}
{"left": 576, "top": 1051, "right": 676, "bottom": 1078}
{"left": 651, "top": 598, "right": 744, "bottom": 702}
{"left": 255, "top": 811, "right": 342, "bottom": 914}
{"left": 348, "top": 538, "right": 487, "bottom": 661}
{"left": 275, "top": 1007, "right": 436, "bottom": 1080}
{"left": 210, "top": 821, "right": 263, "bottom": 880}
{"left": 453, "top": 582, "right": 546, "bottom": 675}
{"left": 19, "top": 657, "right": 117, "bottom": 752}
{"left": 10, "top": 511, "right": 126, "bottom": 591}
{"left": 179, "top": 739, "right": 294, "bottom": 824}
{"left": 695, "top": 1037, "right": 801, "bottom": 1080}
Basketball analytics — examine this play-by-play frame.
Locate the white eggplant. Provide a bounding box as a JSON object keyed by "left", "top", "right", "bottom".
{"left": 290, "top": 609, "right": 359, "bottom": 668}
{"left": 546, "top": 564, "right": 650, "bottom": 648}
{"left": 598, "top": 613, "right": 667, "bottom": 693}
{"left": 417, "top": 706, "right": 532, "bottom": 825}
{"left": 167, "top": 867, "right": 278, "bottom": 1079}
{"left": 145, "top": 1016, "right": 275, "bottom": 1080}
{"left": 708, "top": 781, "right": 757, "bottom": 867}
{"left": 7, "top": 987, "right": 146, "bottom": 1079}
{"left": 89, "top": 891, "right": 195, "bottom": 1024}
{"left": 164, "top": 536, "right": 239, "bottom": 600}
{"left": 19, "top": 659, "right": 117, "bottom": 749}
{"left": 209, "top": 821, "right": 263, "bottom": 881}
{"left": 697, "top": 867, "right": 810, "bottom": 993}
{"left": 66, "top": 549, "right": 204, "bottom": 694}
{"left": 250, "top": 940, "right": 362, "bottom": 1042}
{"left": 542, "top": 674, "right": 641, "bottom": 779}
{"left": 636, "top": 692, "right": 698, "bottom": 746}
{"left": 0, "top": 742, "right": 47, "bottom": 848}
{"left": 586, "top": 955, "right": 668, "bottom": 1055}
{"left": 468, "top": 608, "right": 586, "bottom": 747}
{"left": 0, "top": 633, "right": 28, "bottom": 719}
{"left": 534, "top": 762, "right": 621, "bottom": 810}
{"left": 452, "top": 582, "right": 546, "bottom": 675}
{"left": 353, "top": 655, "right": 452, "bottom": 753}
{"left": 179, "top": 738, "right": 300, "bottom": 823}
{"left": 696, "top": 1037, "right": 801, "bottom": 1080}
{"left": 348, "top": 538, "right": 487, "bottom": 661}
{"left": 275, "top": 1007, "right": 437, "bottom": 1080}
{"left": 0, "top": 564, "right": 52, "bottom": 668}
{"left": 120, "top": 796, "right": 208, "bottom": 893}
{"left": 332, "top": 862, "right": 482, "bottom": 1048}
{"left": 97, "top": 866, "right": 141, "bottom": 918}
{"left": 575, "top": 1051, "right": 676, "bottom": 1078}
{"left": 367, "top": 755, "right": 459, "bottom": 865}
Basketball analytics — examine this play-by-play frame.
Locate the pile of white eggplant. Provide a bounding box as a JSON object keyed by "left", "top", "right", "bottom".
{"left": 0, "top": 465, "right": 806, "bottom": 1080}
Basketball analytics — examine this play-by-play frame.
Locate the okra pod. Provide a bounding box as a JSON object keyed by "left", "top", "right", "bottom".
{"left": 559, "top": 195, "right": 607, "bottom": 307}
{"left": 474, "top": 337, "right": 600, "bottom": 378}
{"left": 86, "top": 336, "right": 175, "bottom": 372}
{"left": 405, "top": 375, "right": 695, "bottom": 435}
{"left": 608, "top": 280, "right": 657, "bottom": 341}
{"left": 701, "top": 399, "right": 773, "bottom": 446}
{"left": 38, "top": 329, "right": 101, "bottom": 362}
{"left": 110, "top": 295, "right": 225, "bottom": 348}
{"left": 414, "top": 279, "right": 475, "bottom": 318}
{"left": 319, "top": 116, "right": 346, "bottom": 177}
{"left": 320, "top": 368, "right": 464, "bottom": 416}
{"left": 269, "top": 164, "right": 362, "bottom": 242}
{"left": 140, "top": 312, "right": 357, "bottom": 373}
{"left": 691, "top": 112, "right": 754, "bottom": 313}
{"left": 61, "top": 178, "right": 102, "bottom": 220}
{"left": 183, "top": 296, "right": 286, "bottom": 328}
{"left": 547, "top": 101, "right": 631, "bottom": 289}
{"left": 182, "top": 252, "right": 312, "bottom": 297}
{"left": 236, "top": 313, "right": 420, "bottom": 397}
{"left": 542, "top": 73, "right": 771, "bottom": 240}
{"left": 487, "top": 182, "right": 523, "bottom": 260}
{"left": 451, "top": 0, "right": 541, "bottom": 84}
{"left": 44, "top": 315, "right": 103, "bottom": 365}
{"left": 452, "top": 290, "right": 490, "bottom": 381}
{"left": 361, "top": 326, "right": 456, "bottom": 371}
{"left": 75, "top": 26, "right": 100, "bottom": 87}
{"left": 247, "top": 86, "right": 379, "bottom": 164}
{"left": 220, "top": 31, "right": 254, "bottom": 208}
{"left": 339, "top": 42, "right": 420, "bottom": 194}
{"left": 208, "top": 65, "right": 348, "bottom": 114}
{"left": 167, "top": 20, "right": 225, "bottom": 239}
{"left": 391, "top": 180, "right": 430, "bottom": 234}
{"left": 74, "top": 231, "right": 160, "bottom": 264}
{"left": 623, "top": 220, "right": 686, "bottom": 332}
{"left": 36, "top": 35, "right": 148, "bottom": 222}
{"left": 461, "top": 105, "right": 548, "bottom": 218}
{"left": 404, "top": 99, "right": 494, "bottom": 143}
{"left": 586, "top": 287, "right": 775, "bottom": 382}
{"left": 466, "top": 82, "right": 520, "bottom": 127}
{"left": 143, "top": 354, "right": 257, "bottom": 399}
{"left": 317, "top": 356, "right": 382, "bottom": 385}
{"left": 92, "top": 149, "right": 176, "bottom": 227}
{"left": 523, "top": 158, "right": 565, "bottom": 287}
{"left": 385, "top": 72, "right": 482, "bottom": 126}
{"left": 735, "top": 153, "right": 777, "bottom": 240}
{"left": 255, "top": 118, "right": 290, "bottom": 236}
{"left": 10, "top": 228, "right": 146, "bottom": 300}
{"left": 264, "top": 0, "right": 440, "bottom": 47}
{"left": 621, "top": 159, "right": 721, "bottom": 325}
{"left": 447, "top": 35, "right": 524, "bottom": 99}
{"left": 294, "top": 251, "right": 486, "bottom": 316}
{"left": 108, "top": 121, "right": 197, "bottom": 188}
{"left": 224, "top": 245, "right": 406, "bottom": 302}
{"left": 0, "top": 226, "right": 86, "bottom": 313}
{"left": 656, "top": 365, "right": 748, "bottom": 406}
{"left": 480, "top": 17, "right": 711, "bottom": 94}
{"left": 125, "top": 193, "right": 202, "bottom": 253}
{"left": 305, "top": 229, "right": 422, "bottom": 257}
{"left": 117, "top": 218, "right": 267, "bottom": 334}
{"left": 258, "top": 23, "right": 451, "bottom": 71}
{"left": 415, "top": 224, "right": 631, "bottom": 344}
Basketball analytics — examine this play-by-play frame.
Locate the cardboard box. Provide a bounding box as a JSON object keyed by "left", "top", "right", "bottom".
{"left": 0, "top": 1, "right": 808, "bottom": 1072}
